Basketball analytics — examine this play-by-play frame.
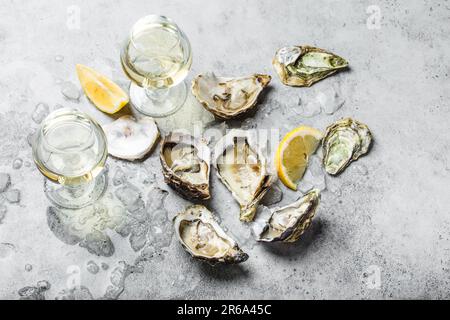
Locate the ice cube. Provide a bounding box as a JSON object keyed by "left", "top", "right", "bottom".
{"left": 0, "top": 173, "right": 11, "bottom": 192}
{"left": 31, "top": 103, "right": 49, "bottom": 124}
{"left": 86, "top": 260, "right": 100, "bottom": 274}
{"left": 5, "top": 189, "right": 20, "bottom": 203}
{"left": 12, "top": 158, "right": 23, "bottom": 169}
{"left": 61, "top": 82, "right": 81, "bottom": 101}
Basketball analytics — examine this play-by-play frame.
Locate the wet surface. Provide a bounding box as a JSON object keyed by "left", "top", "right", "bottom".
{"left": 0, "top": 0, "right": 449, "bottom": 299}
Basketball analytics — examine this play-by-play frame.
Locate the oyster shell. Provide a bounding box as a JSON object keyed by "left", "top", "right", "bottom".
{"left": 174, "top": 205, "right": 249, "bottom": 264}
{"left": 322, "top": 118, "right": 372, "bottom": 175}
{"left": 103, "top": 115, "right": 159, "bottom": 161}
{"left": 191, "top": 72, "right": 271, "bottom": 119}
{"left": 214, "top": 130, "right": 273, "bottom": 222}
{"left": 160, "top": 132, "right": 210, "bottom": 200}
{"left": 273, "top": 45, "right": 348, "bottom": 87}
{"left": 258, "top": 189, "right": 320, "bottom": 243}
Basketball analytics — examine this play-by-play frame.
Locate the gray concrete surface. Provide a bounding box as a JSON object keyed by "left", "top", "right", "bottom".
{"left": 0, "top": 0, "right": 449, "bottom": 300}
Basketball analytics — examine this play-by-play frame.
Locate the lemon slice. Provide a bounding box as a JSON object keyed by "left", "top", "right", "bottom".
{"left": 275, "top": 126, "right": 323, "bottom": 190}
{"left": 76, "top": 64, "right": 129, "bottom": 114}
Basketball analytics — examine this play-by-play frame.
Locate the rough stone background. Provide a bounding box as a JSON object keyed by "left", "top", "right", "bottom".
{"left": 0, "top": 0, "right": 449, "bottom": 299}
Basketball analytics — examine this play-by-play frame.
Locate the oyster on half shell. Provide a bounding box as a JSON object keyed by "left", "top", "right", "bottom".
{"left": 322, "top": 118, "right": 372, "bottom": 175}
{"left": 258, "top": 189, "right": 320, "bottom": 243}
{"left": 214, "top": 130, "right": 273, "bottom": 222}
{"left": 192, "top": 72, "right": 271, "bottom": 119}
{"left": 174, "top": 205, "right": 249, "bottom": 264}
{"left": 160, "top": 132, "right": 210, "bottom": 200}
{"left": 273, "top": 45, "right": 348, "bottom": 87}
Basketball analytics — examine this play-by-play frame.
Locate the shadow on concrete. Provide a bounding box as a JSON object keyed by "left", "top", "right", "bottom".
{"left": 260, "top": 218, "right": 327, "bottom": 259}
{"left": 197, "top": 262, "right": 250, "bottom": 282}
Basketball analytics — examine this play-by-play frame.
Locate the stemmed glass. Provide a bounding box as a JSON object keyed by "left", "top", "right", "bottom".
{"left": 32, "top": 108, "right": 108, "bottom": 209}
{"left": 121, "top": 15, "right": 192, "bottom": 117}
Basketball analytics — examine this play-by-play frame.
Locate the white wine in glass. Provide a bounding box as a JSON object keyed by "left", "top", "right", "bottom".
{"left": 32, "top": 108, "right": 108, "bottom": 209}
{"left": 121, "top": 15, "right": 192, "bottom": 117}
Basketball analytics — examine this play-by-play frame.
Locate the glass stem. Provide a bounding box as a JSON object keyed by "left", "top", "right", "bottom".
{"left": 145, "top": 87, "right": 169, "bottom": 102}
{"left": 65, "top": 179, "right": 96, "bottom": 199}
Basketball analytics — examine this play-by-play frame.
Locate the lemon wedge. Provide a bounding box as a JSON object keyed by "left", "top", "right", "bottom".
{"left": 76, "top": 64, "right": 128, "bottom": 114}
{"left": 275, "top": 126, "right": 323, "bottom": 190}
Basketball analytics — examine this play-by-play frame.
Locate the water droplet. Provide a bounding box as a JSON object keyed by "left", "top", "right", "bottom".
{"left": 12, "top": 158, "right": 23, "bottom": 169}
{"left": 86, "top": 260, "right": 100, "bottom": 274}
{"left": 101, "top": 262, "right": 109, "bottom": 270}
{"left": 0, "top": 172, "right": 11, "bottom": 192}
{"left": 112, "top": 167, "right": 126, "bottom": 186}
{"left": 31, "top": 103, "right": 49, "bottom": 124}
{"left": 54, "top": 55, "right": 64, "bottom": 62}
{"left": 5, "top": 189, "right": 20, "bottom": 203}
{"left": 25, "top": 264, "right": 33, "bottom": 272}
{"left": 37, "top": 280, "right": 51, "bottom": 291}
{"left": 61, "top": 82, "right": 80, "bottom": 101}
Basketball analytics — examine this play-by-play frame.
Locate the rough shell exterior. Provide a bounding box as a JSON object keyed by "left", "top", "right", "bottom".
{"left": 258, "top": 189, "right": 321, "bottom": 243}
{"left": 272, "top": 45, "right": 348, "bottom": 87}
{"left": 191, "top": 72, "right": 271, "bottom": 120}
{"left": 322, "top": 118, "right": 372, "bottom": 175}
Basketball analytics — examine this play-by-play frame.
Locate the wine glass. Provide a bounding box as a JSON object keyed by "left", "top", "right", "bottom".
{"left": 121, "top": 15, "right": 192, "bottom": 117}
{"left": 32, "top": 108, "right": 108, "bottom": 209}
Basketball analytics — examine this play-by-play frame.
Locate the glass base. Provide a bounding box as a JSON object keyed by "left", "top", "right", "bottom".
{"left": 129, "top": 81, "right": 187, "bottom": 118}
{"left": 44, "top": 170, "right": 108, "bottom": 209}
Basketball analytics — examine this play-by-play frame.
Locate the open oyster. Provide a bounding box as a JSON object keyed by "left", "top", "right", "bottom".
{"left": 258, "top": 189, "right": 320, "bottom": 243}
{"left": 191, "top": 72, "right": 271, "bottom": 119}
{"left": 174, "top": 205, "right": 249, "bottom": 264}
{"left": 160, "top": 133, "right": 210, "bottom": 200}
{"left": 103, "top": 115, "right": 159, "bottom": 161}
{"left": 214, "top": 130, "right": 273, "bottom": 222}
{"left": 273, "top": 45, "right": 348, "bottom": 87}
{"left": 322, "top": 118, "right": 372, "bottom": 175}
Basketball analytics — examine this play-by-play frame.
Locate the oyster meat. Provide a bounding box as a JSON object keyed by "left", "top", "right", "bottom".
{"left": 174, "top": 205, "right": 249, "bottom": 264}
{"left": 191, "top": 72, "right": 271, "bottom": 119}
{"left": 214, "top": 130, "right": 273, "bottom": 222}
{"left": 103, "top": 115, "right": 159, "bottom": 161}
{"left": 160, "top": 132, "right": 211, "bottom": 200}
{"left": 273, "top": 45, "right": 348, "bottom": 87}
{"left": 322, "top": 118, "right": 372, "bottom": 175}
{"left": 258, "top": 189, "right": 320, "bottom": 243}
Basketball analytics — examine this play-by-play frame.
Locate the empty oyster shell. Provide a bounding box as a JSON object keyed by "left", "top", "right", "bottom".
{"left": 322, "top": 118, "right": 372, "bottom": 175}
{"left": 174, "top": 205, "right": 249, "bottom": 264}
{"left": 273, "top": 45, "right": 348, "bottom": 87}
{"left": 160, "top": 132, "right": 210, "bottom": 200}
{"left": 103, "top": 115, "right": 159, "bottom": 161}
{"left": 191, "top": 72, "right": 271, "bottom": 119}
{"left": 214, "top": 130, "right": 273, "bottom": 222}
{"left": 258, "top": 189, "right": 320, "bottom": 243}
